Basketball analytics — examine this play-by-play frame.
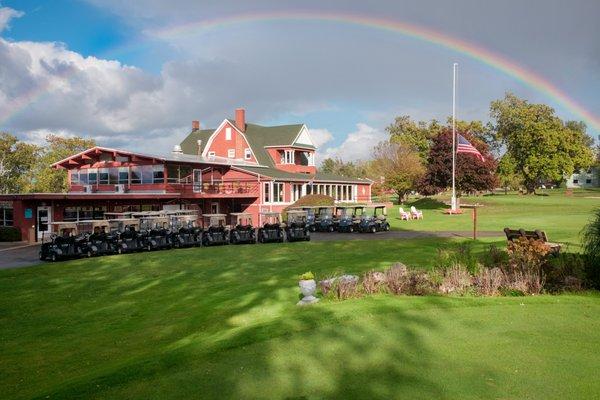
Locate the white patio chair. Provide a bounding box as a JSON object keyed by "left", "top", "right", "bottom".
{"left": 410, "top": 206, "right": 423, "bottom": 219}
{"left": 399, "top": 207, "right": 411, "bottom": 220}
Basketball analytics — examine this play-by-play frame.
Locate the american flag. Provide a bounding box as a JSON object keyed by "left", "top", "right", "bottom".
{"left": 456, "top": 134, "right": 485, "bottom": 162}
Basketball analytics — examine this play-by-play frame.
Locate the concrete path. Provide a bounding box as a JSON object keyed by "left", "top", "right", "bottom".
{"left": 0, "top": 230, "right": 503, "bottom": 270}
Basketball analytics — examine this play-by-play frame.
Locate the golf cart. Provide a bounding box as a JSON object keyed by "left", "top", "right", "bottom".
{"left": 289, "top": 206, "right": 317, "bottom": 232}
{"left": 40, "top": 222, "right": 85, "bottom": 261}
{"left": 336, "top": 205, "right": 366, "bottom": 233}
{"left": 171, "top": 213, "right": 202, "bottom": 248}
{"left": 258, "top": 212, "right": 285, "bottom": 243}
{"left": 114, "top": 219, "right": 145, "bottom": 252}
{"left": 358, "top": 204, "right": 391, "bottom": 233}
{"left": 284, "top": 210, "right": 311, "bottom": 242}
{"left": 316, "top": 206, "right": 337, "bottom": 232}
{"left": 139, "top": 215, "right": 172, "bottom": 250}
{"left": 229, "top": 213, "right": 256, "bottom": 244}
{"left": 201, "top": 214, "right": 229, "bottom": 246}
{"left": 77, "top": 220, "right": 115, "bottom": 256}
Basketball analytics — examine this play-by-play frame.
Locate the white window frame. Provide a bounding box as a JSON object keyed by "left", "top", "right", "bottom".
{"left": 283, "top": 150, "right": 294, "bottom": 164}
{"left": 273, "top": 182, "right": 284, "bottom": 203}
{"left": 244, "top": 148, "right": 252, "bottom": 160}
{"left": 263, "top": 182, "right": 271, "bottom": 203}
{"left": 208, "top": 151, "right": 216, "bottom": 157}
{"left": 227, "top": 149, "right": 235, "bottom": 158}
{"left": 225, "top": 127, "right": 232, "bottom": 141}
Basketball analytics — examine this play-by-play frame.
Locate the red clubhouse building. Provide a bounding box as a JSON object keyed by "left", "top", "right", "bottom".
{"left": 0, "top": 108, "right": 373, "bottom": 242}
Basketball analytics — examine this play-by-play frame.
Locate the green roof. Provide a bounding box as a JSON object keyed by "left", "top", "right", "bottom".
{"left": 179, "top": 120, "right": 370, "bottom": 184}
{"left": 180, "top": 128, "right": 214, "bottom": 155}
{"left": 180, "top": 121, "right": 309, "bottom": 167}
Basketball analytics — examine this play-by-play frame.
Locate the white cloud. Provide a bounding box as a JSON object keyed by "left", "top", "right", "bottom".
{"left": 0, "top": 6, "right": 23, "bottom": 33}
{"left": 308, "top": 128, "right": 334, "bottom": 148}
{"left": 319, "top": 123, "right": 387, "bottom": 162}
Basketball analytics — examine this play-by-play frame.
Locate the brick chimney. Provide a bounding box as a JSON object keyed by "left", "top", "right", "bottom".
{"left": 235, "top": 108, "right": 245, "bottom": 132}
{"left": 192, "top": 120, "right": 200, "bottom": 131}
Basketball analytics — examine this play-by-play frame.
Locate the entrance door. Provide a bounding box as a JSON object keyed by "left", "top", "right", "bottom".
{"left": 193, "top": 169, "right": 202, "bottom": 193}
{"left": 210, "top": 202, "right": 219, "bottom": 214}
{"left": 37, "top": 206, "right": 52, "bottom": 241}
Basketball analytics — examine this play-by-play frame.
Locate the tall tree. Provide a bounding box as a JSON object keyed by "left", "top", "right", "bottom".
{"left": 497, "top": 154, "right": 523, "bottom": 194}
{"left": 0, "top": 133, "right": 40, "bottom": 194}
{"left": 319, "top": 157, "right": 369, "bottom": 178}
{"left": 490, "top": 93, "right": 594, "bottom": 193}
{"left": 385, "top": 115, "right": 442, "bottom": 160}
{"left": 30, "top": 135, "right": 96, "bottom": 193}
{"left": 418, "top": 129, "right": 497, "bottom": 196}
{"left": 371, "top": 141, "right": 425, "bottom": 202}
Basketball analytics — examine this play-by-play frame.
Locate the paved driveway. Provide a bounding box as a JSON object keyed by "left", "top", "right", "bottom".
{"left": 0, "top": 243, "right": 41, "bottom": 270}
{"left": 0, "top": 230, "right": 502, "bottom": 270}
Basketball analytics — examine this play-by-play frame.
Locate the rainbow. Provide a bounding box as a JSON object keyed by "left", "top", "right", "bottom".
{"left": 151, "top": 11, "right": 600, "bottom": 133}
{"left": 2, "top": 11, "right": 599, "bottom": 134}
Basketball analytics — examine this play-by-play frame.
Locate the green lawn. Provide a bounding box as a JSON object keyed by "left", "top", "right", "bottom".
{"left": 1, "top": 192, "right": 599, "bottom": 399}
{"left": 389, "top": 189, "right": 600, "bottom": 246}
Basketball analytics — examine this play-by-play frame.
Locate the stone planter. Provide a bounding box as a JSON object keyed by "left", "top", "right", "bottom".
{"left": 297, "top": 279, "right": 319, "bottom": 306}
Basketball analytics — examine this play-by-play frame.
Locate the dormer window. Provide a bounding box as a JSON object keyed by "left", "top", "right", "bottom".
{"left": 284, "top": 150, "right": 294, "bottom": 164}
{"left": 227, "top": 149, "right": 235, "bottom": 158}
{"left": 244, "top": 148, "right": 252, "bottom": 160}
{"left": 225, "top": 127, "right": 232, "bottom": 141}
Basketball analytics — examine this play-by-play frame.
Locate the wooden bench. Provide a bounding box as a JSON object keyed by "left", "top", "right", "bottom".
{"left": 503, "top": 228, "right": 561, "bottom": 254}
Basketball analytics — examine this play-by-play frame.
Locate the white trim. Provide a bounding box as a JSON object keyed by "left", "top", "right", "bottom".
{"left": 291, "top": 124, "right": 316, "bottom": 148}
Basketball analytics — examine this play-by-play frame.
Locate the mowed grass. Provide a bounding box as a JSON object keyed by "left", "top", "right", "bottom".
{"left": 1, "top": 236, "right": 600, "bottom": 399}
{"left": 388, "top": 189, "right": 600, "bottom": 246}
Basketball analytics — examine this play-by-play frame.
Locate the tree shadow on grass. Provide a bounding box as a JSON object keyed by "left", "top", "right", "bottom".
{"left": 0, "top": 240, "right": 499, "bottom": 399}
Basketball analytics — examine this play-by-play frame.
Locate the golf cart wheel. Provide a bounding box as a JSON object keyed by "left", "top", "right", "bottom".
{"left": 147, "top": 244, "right": 152, "bottom": 251}
{"left": 51, "top": 253, "right": 57, "bottom": 262}
{"left": 349, "top": 226, "right": 354, "bottom": 233}
{"left": 328, "top": 225, "right": 334, "bottom": 232}
{"left": 370, "top": 226, "right": 377, "bottom": 233}
{"left": 86, "top": 250, "right": 92, "bottom": 258}
{"left": 384, "top": 224, "right": 390, "bottom": 231}
{"left": 39, "top": 251, "right": 44, "bottom": 261}
{"left": 117, "top": 247, "right": 123, "bottom": 254}
{"left": 309, "top": 225, "right": 316, "bottom": 232}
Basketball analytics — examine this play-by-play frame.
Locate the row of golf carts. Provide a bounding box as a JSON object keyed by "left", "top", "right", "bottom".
{"left": 39, "top": 205, "right": 389, "bottom": 262}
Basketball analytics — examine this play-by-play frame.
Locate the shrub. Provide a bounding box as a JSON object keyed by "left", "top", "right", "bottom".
{"left": 545, "top": 253, "right": 587, "bottom": 292}
{"left": 335, "top": 278, "right": 360, "bottom": 300}
{"left": 385, "top": 263, "right": 409, "bottom": 294}
{"left": 299, "top": 271, "right": 315, "bottom": 281}
{"left": 474, "top": 267, "right": 505, "bottom": 296}
{"left": 0, "top": 226, "right": 21, "bottom": 242}
{"left": 506, "top": 237, "right": 549, "bottom": 275}
{"left": 438, "top": 264, "right": 473, "bottom": 295}
{"left": 436, "top": 242, "right": 480, "bottom": 274}
{"left": 582, "top": 207, "right": 600, "bottom": 289}
{"left": 406, "top": 271, "right": 437, "bottom": 295}
{"left": 362, "top": 271, "right": 387, "bottom": 295}
{"left": 480, "top": 244, "right": 509, "bottom": 270}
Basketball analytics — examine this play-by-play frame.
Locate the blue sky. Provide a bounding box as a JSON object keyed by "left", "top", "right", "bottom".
{"left": 0, "top": 0, "right": 599, "bottom": 159}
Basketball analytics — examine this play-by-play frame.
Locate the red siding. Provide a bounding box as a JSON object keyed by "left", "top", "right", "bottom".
{"left": 204, "top": 121, "right": 257, "bottom": 163}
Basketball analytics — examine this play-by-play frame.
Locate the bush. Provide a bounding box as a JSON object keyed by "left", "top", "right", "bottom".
{"left": 439, "top": 265, "right": 473, "bottom": 295}
{"left": 506, "top": 237, "right": 549, "bottom": 275}
{"left": 545, "top": 253, "right": 587, "bottom": 292}
{"left": 0, "top": 226, "right": 21, "bottom": 242}
{"left": 436, "top": 242, "right": 480, "bottom": 274}
{"left": 362, "top": 271, "right": 387, "bottom": 295}
{"left": 474, "top": 267, "right": 504, "bottom": 296}
{"left": 582, "top": 207, "right": 600, "bottom": 289}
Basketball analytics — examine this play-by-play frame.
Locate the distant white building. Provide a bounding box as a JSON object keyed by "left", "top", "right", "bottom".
{"left": 566, "top": 166, "right": 600, "bottom": 188}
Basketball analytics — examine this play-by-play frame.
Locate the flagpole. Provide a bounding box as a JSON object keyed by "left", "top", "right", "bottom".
{"left": 451, "top": 63, "right": 458, "bottom": 212}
